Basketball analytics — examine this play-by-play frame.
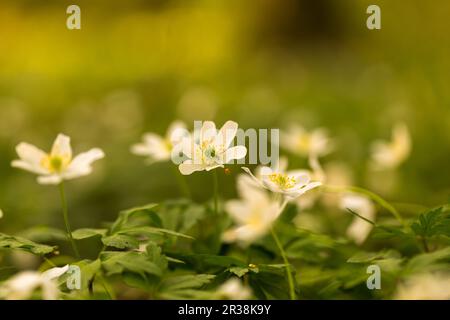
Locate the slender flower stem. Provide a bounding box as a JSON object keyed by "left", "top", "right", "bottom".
{"left": 271, "top": 227, "right": 296, "bottom": 300}
{"left": 213, "top": 170, "right": 219, "bottom": 215}
{"left": 171, "top": 165, "right": 191, "bottom": 198}
{"left": 59, "top": 182, "right": 80, "bottom": 259}
{"left": 323, "top": 185, "right": 406, "bottom": 227}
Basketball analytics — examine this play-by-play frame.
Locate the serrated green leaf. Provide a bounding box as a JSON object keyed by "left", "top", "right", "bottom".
{"left": 118, "top": 226, "right": 194, "bottom": 240}
{"left": 228, "top": 266, "right": 250, "bottom": 277}
{"left": 72, "top": 228, "right": 107, "bottom": 240}
{"left": 411, "top": 206, "right": 450, "bottom": 238}
{"left": 101, "top": 251, "right": 162, "bottom": 277}
{"left": 0, "top": 233, "right": 55, "bottom": 255}
{"left": 102, "top": 234, "right": 139, "bottom": 249}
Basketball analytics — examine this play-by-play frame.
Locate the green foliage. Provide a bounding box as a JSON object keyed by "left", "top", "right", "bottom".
{"left": 0, "top": 233, "right": 55, "bottom": 255}
{"left": 411, "top": 206, "right": 450, "bottom": 238}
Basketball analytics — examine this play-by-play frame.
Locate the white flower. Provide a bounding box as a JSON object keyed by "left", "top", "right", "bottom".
{"left": 215, "top": 278, "right": 252, "bottom": 300}
{"left": 178, "top": 120, "right": 247, "bottom": 175}
{"left": 370, "top": 122, "right": 411, "bottom": 170}
{"left": 0, "top": 265, "right": 68, "bottom": 300}
{"left": 280, "top": 124, "right": 332, "bottom": 157}
{"left": 394, "top": 273, "right": 450, "bottom": 300}
{"left": 242, "top": 161, "right": 321, "bottom": 200}
{"left": 340, "top": 194, "right": 376, "bottom": 245}
{"left": 223, "top": 174, "right": 282, "bottom": 244}
{"left": 0, "top": 209, "right": 3, "bottom": 219}
{"left": 12, "top": 134, "right": 104, "bottom": 185}
{"left": 131, "top": 120, "right": 187, "bottom": 164}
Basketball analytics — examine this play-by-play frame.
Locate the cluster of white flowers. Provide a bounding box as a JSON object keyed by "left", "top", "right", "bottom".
{"left": 4, "top": 119, "right": 413, "bottom": 300}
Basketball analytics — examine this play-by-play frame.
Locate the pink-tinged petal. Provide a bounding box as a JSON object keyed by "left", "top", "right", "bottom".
{"left": 223, "top": 146, "right": 247, "bottom": 163}
{"left": 179, "top": 160, "right": 204, "bottom": 175}
{"left": 214, "top": 121, "right": 238, "bottom": 148}
{"left": 51, "top": 134, "right": 72, "bottom": 159}
{"left": 37, "top": 175, "right": 63, "bottom": 185}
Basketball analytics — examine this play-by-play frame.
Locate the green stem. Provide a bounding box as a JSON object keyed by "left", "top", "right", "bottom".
{"left": 323, "top": 185, "right": 406, "bottom": 227}
{"left": 171, "top": 165, "right": 191, "bottom": 198}
{"left": 271, "top": 227, "right": 296, "bottom": 300}
{"left": 213, "top": 170, "right": 219, "bottom": 215}
{"left": 59, "top": 182, "right": 80, "bottom": 259}
{"left": 421, "top": 236, "right": 430, "bottom": 253}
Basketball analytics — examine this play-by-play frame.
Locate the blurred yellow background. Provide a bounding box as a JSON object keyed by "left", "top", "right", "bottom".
{"left": 0, "top": 0, "right": 449, "bottom": 236}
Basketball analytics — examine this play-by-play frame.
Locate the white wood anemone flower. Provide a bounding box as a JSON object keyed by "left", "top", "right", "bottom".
{"left": 178, "top": 120, "right": 247, "bottom": 175}
{"left": 11, "top": 134, "right": 104, "bottom": 185}
{"left": 242, "top": 161, "right": 321, "bottom": 200}
{"left": 131, "top": 120, "right": 187, "bottom": 164}
{"left": 223, "top": 174, "right": 283, "bottom": 244}
{"left": 280, "top": 124, "right": 332, "bottom": 158}
{"left": 215, "top": 278, "right": 252, "bottom": 300}
{"left": 370, "top": 122, "right": 411, "bottom": 170}
{"left": 0, "top": 265, "right": 68, "bottom": 300}
{"left": 340, "top": 194, "right": 376, "bottom": 245}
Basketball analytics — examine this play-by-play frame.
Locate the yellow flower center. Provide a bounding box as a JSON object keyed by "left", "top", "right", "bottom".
{"left": 269, "top": 173, "right": 296, "bottom": 190}
{"left": 41, "top": 155, "right": 70, "bottom": 173}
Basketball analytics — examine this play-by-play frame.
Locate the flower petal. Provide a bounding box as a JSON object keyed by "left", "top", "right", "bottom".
{"left": 12, "top": 143, "right": 48, "bottom": 174}
{"left": 179, "top": 160, "right": 204, "bottom": 175}
{"left": 37, "top": 175, "right": 63, "bottom": 185}
{"left": 200, "top": 121, "right": 217, "bottom": 143}
{"left": 214, "top": 120, "right": 238, "bottom": 148}
{"left": 42, "top": 265, "right": 69, "bottom": 280}
{"left": 51, "top": 134, "right": 72, "bottom": 159}
{"left": 222, "top": 145, "right": 247, "bottom": 163}
{"left": 64, "top": 148, "right": 104, "bottom": 179}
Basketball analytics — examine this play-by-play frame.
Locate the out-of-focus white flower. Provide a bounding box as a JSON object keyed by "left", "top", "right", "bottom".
{"left": 223, "top": 174, "right": 282, "bottom": 244}
{"left": 370, "top": 122, "right": 411, "bottom": 170}
{"left": 394, "top": 273, "right": 450, "bottom": 300}
{"left": 340, "top": 194, "right": 376, "bottom": 245}
{"left": 178, "top": 121, "right": 247, "bottom": 175}
{"left": 131, "top": 121, "right": 187, "bottom": 164}
{"left": 242, "top": 161, "right": 321, "bottom": 200}
{"left": 0, "top": 209, "right": 3, "bottom": 219}
{"left": 280, "top": 124, "right": 332, "bottom": 157}
{"left": 11, "top": 134, "right": 104, "bottom": 185}
{"left": 215, "top": 278, "right": 252, "bottom": 300}
{"left": 0, "top": 265, "right": 69, "bottom": 300}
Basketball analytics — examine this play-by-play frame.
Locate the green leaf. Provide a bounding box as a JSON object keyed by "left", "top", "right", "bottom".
{"left": 228, "top": 266, "right": 250, "bottom": 277}
{"left": 411, "top": 206, "right": 450, "bottom": 238}
{"left": 158, "top": 274, "right": 215, "bottom": 300}
{"left": 0, "top": 233, "right": 56, "bottom": 255}
{"left": 101, "top": 251, "right": 163, "bottom": 277}
{"left": 118, "top": 226, "right": 194, "bottom": 240}
{"left": 348, "top": 250, "right": 401, "bottom": 263}
{"left": 405, "top": 247, "right": 450, "bottom": 274}
{"left": 72, "top": 228, "right": 107, "bottom": 240}
{"left": 102, "top": 234, "right": 139, "bottom": 249}
{"left": 110, "top": 203, "right": 159, "bottom": 234}
{"left": 145, "top": 242, "right": 168, "bottom": 271}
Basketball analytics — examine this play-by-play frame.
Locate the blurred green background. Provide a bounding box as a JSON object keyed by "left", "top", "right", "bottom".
{"left": 0, "top": 0, "right": 449, "bottom": 236}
